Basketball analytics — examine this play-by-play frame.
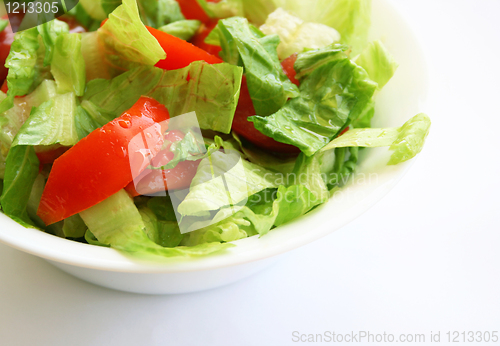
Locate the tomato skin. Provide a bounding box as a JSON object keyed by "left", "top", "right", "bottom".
{"left": 191, "top": 20, "right": 222, "bottom": 57}
{"left": 176, "top": 0, "right": 211, "bottom": 23}
{"left": 37, "top": 97, "right": 170, "bottom": 225}
{"left": 281, "top": 53, "right": 300, "bottom": 87}
{"left": 126, "top": 160, "right": 201, "bottom": 197}
{"left": 0, "top": 15, "right": 16, "bottom": 84}
{"left": 231, "top": 76, "right": 301, "bottom": 154}
{"left": 147, "top": 26, "right": 222, "bottom": 70}
{"left": 35, "top": 145, "right": 70, "bottom": 165}
{"left": 125, "top": 129, "right": 201, "bottom": 196}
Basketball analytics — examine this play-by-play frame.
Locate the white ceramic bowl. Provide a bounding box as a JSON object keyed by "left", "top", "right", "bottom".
{"left": 0, "top": 0, "right": 428, "bottom": 294}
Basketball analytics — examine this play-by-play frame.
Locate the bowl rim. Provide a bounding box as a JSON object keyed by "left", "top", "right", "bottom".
{"left": 0, "top": 0, "right": 429, "bottom": 274}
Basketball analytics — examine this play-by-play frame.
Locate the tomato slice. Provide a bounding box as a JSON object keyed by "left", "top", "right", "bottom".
{"left": 176, "top": 0, "right": 211, "bottom": 23}
{"left": 191, "top": 20, "right": 222, "bottom": 57}
{"left": 125, "top": 130, "right": 201, "bottom": 196}
{"left": 37, "top": 97, "right": 170, "bottom": 225}
{"left": 0, "top": 15, "right": 16, "bottom": 84}
{"left": 126, "top": 160, "right": 201, "bottom": 197}
{"left": 281, "top": 53, "right": 300, "bottom": 87}
{"left": 147, "top": 26, "right": 223, "bottom": 70}
{"left": 35, "top": 145, "right": 70, "bottom": 165}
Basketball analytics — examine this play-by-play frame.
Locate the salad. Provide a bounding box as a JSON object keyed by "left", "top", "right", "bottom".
{"left": 0, "top": 0, "right": 430, "bottom": 259}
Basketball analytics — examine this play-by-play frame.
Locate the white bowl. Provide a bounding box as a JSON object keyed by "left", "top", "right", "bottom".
{"left": 0, "top": 0, "right": 428, "bottom": 295}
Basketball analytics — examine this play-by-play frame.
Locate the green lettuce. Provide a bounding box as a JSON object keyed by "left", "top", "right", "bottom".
{"left": 260, "top": 8, "right": 341, "bottom": 59}
{"left": 320, "top": 113, "right": 431, "bottom": 165}
{"left": 98, "top": 0, "right": 166, "bottom": 70}
{"left": 250, "top": 44, "right": 377, "bottom": 156}
{"left": 0, "top": 80, "right": 58, "bottom": 150}
{"left": 37, "top": 19, "right": 70, "bottom": 66}
{"left": 158, "top": 20, "right": 201, "bottom": 41}
{"left": 139, "top": 0, "right": 185, "bottom": 28}
{"left": 0, "top": 20, "right": 72, "bottom": 113}
{"left": 288, "top": 152, "right": 329, "bottom": 203}
{"left": 0, "top": 145, "right": 40, "bottom": 228}
{"left": 50, "top": 33, "right": 86, "bottom": 96}
{"left": 139, "top": 207, "right": 184, "bottom": 248}
{"left": 232, "top": 132, "right": 297, "bottom": 174}
{"left": 62, "top": 214, "right": 88, "bottom": 239}
{"left": 356, "top": 40, "right": 398, "bottom": 89}
{"left": 80, "top": 32, "right": 113, "bottom": 81}
{"left": 81, "top": 63, "right": 243, "bottom": 134}
{"left": 0, "top": 19, "right": 8, "bottom": 33}
{"left": 79, "top": 189, "right": 234, "bottom": 258}
{"left": 177, "top": 150, "right": 281, "bottom": 217}
{"left": 181, "top": 183, "right": 322, "bottom": 245}
{"left": 67, "top": 3, "right": 102, "bottom": 31}
{"left": 241, "top": 0, "right": 276, "bottom": 26}
{"left": 0, "top": 28, "right": 41, "bottom": 113}
{"left": 204, "top": 0, "right": 244, "bottom": 19}
{"left": 207, "top": 17, "right": 299, "bottom": 116}
{"left": 13, "top": 92, "right": 79, "bottom": 147}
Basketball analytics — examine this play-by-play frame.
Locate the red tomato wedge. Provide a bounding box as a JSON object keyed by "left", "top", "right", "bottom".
{"left": 0, "top": 15, "right": 16, "bottom": 83}
{"left": 126, "top": 160, "right": 201, "bottom": 197}
{"left": 125, "top": 130, "right": 201, "bottom": 196}
{"left": 281, "top": 53, "right": 300, "bottom": 87}
{"left": 37, "top": 97, "right": 170, "bottom": 225}
{"left": 35, "top": 145, "right": 70, "bottom": 165}
{"left": 176, "top": 0, "right": 211, "bottom": 23}
{"left": 147, "top": 26, "right": 223, "bottom": 70}
{"left": 191, "top": 20, "right": 222, "bottom": 57}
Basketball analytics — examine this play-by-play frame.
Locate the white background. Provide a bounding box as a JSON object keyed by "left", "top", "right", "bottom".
{"left": 1, "top": 0, "right": 499, "bottom": 345}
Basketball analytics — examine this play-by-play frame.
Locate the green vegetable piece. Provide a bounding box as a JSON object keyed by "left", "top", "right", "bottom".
{"left": 209, "top": 17, "right": 299, "bottom": 116}
{"left": 51, "top": 33, "right": 86, "bottom": 96}
{"left": 79, "top": 190, "right": 234, "bottom": 258}
{"left": 356, "top": 40, "right": 398, "bottom": 89}
{"left": 158, "top": 20, "right": 201, "bottom": 41}
{"left": 0, "top": 146, "right": 40, "bottom": 228}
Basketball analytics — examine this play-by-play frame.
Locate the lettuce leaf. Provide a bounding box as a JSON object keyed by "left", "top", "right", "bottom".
{"left": 241, "top": 0, "right": 276, "bottom": 26}
{"left": 50, "top": 33, "right": 86, "bottom": 96}
{"left": 139, "top": 0, "right": 185, "bottom": 28}
{"left": 80, "top": 32, "right": 112, "bottom": 81}
{"left": 205, "top": 0, "right": 244, "bottom": 19}
{"left": 0, "top": 145, "right": 40, "bottom": 228}
{"left": 288, "top": 152, "right": 329, "bottom": 203}
{"left": 81, "top": 63, "right": 243, "bottom": 134}
{"left": 139, "top": 207, "right": 184, "bottom": 248}
{"left": 242, "top": 0, "right": 371, "bottom": 54}
{"left": 158, "top": 20, "right": 201, "bottom": 41}
{"left": 181, "top": 183, "right": 322, "bottom": 245}
{"left": 250, "top": 44, "right": 377, "bottom": 156}
{"left": 0, "top": 20, "right": 72, "bottom": 113}
{"left": 98, "top": 0, "right": 166, "bottom": 70}
{"left": 320, "top": 113, "right": 431, "bottom": 165}
{"left": 79, "top": 189, "right": 234, "bottom": 258}
{"left": 208, "top": 17, "right": 299, "bottom": 116}
{"left": 13, "top": 92, "right": 79, "bottom": 147}
{"left": 177, "top": 150, "right": 281, "bottom": 217}
{"left": 356, "top": 40, "right": 398, "bottom": 89}
{"left": 37, "top": 19, "right": 70, "bottom": 66}
{"left": 0, "top": 80, "right": 58, "bottom": 150}
{"left": 0, "top": 28, "right": 41, "bottom": 113}
{"left": 260, "top": 8, "right": 341, "bottom": 59}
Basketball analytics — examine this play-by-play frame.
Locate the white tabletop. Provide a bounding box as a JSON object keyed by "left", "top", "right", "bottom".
{"left": 1, "top": 1, "right": 499, "bottom": 345}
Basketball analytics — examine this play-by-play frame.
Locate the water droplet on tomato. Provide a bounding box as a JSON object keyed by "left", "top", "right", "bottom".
{"left": 118, "top": 119, "right": 132, "bottom": 128}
